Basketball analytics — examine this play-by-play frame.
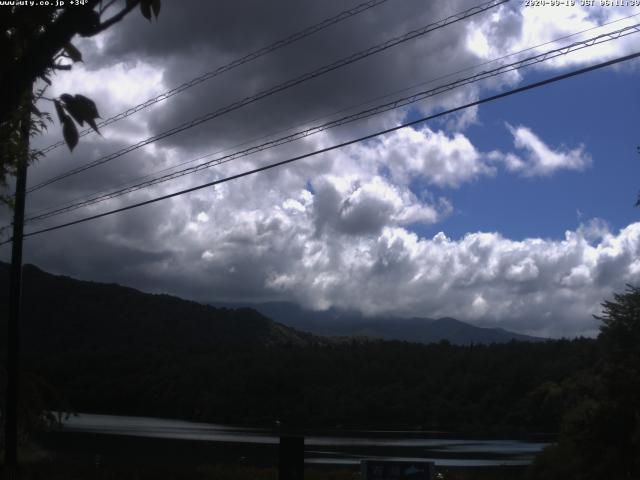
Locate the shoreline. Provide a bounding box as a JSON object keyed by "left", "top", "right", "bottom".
{"left": 18, "top": 431, "right": 531, "bottom": 480}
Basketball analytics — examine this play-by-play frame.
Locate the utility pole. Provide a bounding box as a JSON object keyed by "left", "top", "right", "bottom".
{"left": 4, "top": 89, "right": 31, "bottom": 478}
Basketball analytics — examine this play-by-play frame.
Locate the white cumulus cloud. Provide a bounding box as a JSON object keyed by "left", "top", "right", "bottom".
{"left": 502, "top": 123, "right": 591, "bottom": 176}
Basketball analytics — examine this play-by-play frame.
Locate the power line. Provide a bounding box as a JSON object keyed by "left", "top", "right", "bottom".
{"left": 23, "top": 23, "right": 640, "bottom": 223}
{"left": 4, "top": 50, "right": 638, "bottom": 245}
{"left": 27, "top": 0, "right": 508, "bottom": 194}
{"left": 37, "top": 0, "right": 392, "bottom": 155}
{"left": 25, "top": 11, "right": 640, "bottom": 222}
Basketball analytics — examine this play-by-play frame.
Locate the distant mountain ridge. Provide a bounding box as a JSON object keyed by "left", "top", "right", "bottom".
{"left": 0, "top": 262, "right": 543, "bottom": 350}
{"left": 211, "top": 301, "right": 544, "bottom": 345}
{"left": 0, "top": 263, "right": 318, "bottom": 353}
{"left": 0, "top": 263, "right": 585, "bottom": 434}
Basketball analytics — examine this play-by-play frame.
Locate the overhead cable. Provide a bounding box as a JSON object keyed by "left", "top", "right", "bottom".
{"left": 37, "top": 0, "right": 392, "bottom": 154}
{"left": 27, "top": 0, "right": 508, "bottom": 193}
{"left": 26, "top": 10, "right": 640, "bottom": 221}
{"left": 24, "top": 23, "right": 640, "bottom": 223}
{"left": 3, "top": 50, "right": 637, "bottom": 245}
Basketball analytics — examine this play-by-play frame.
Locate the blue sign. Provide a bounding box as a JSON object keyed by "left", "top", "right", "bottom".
{"left": 361, "top": 460, "right": 436, "bottom": 480}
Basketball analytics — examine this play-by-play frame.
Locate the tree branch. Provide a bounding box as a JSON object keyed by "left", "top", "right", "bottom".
{"left": 91, "top": 0, "right": 140, "bottom": 35}
{"left": 100, "top": 0, "right": 119, "bottom": 15}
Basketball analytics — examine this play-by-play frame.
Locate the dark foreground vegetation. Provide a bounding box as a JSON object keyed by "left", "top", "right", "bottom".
{"left": 527, "top": 286, "right": 640, "bottom": 480}
{"left": 25, "top": 339, "right": 597, "bottom": 432}
{"left": 1, "top": 264, "right": 639, "bottom": 479}
{"left": 0, "top": 263, "right": 596, "bottom": 433}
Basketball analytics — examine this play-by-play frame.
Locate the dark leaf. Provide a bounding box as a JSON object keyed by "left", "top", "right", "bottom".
{"left": 60, "top": 94, "right": 84, "bottom": 126}
{"left": 63, "top": 43, "right": 83, "bottom": 63}
{"left": 140, "top": 0, "right": 151, "bottom": 21}
{"left": 151, "top": 0, "right": 160, "bottom": 18}
{"left": 86, "top": 118, "right": 101, "bottom": 135}
{"left": 53, "top": 100, "right": 67, "bottom": 124}
{"left": 61, "top": 94, "right": 101, "bottom": 133}
{"left": 62, "top": 117, "right": 78, "bottom": 151}
{"left": 77, "top": 10, "right": 101, "bottom": 36}
{"left": 42, "top": 75, "right": 52, "bottom": 86}
{"left": 73, "top": 94, "right": 100, "bottom": 120}
{"left": 73, "top": 94, "right": 101, "bottom": 134}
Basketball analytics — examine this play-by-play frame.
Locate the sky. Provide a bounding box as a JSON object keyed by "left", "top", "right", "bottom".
{"left": 1, "top": 0, "right": 640, "bottom": 338}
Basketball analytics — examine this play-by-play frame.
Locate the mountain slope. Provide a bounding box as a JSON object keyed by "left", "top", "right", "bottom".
{"left": 0, "top": 262, "right": 542, "bottom": 354}
{"left": 0, "top": 263, "right": 317, "bottom": 353}
{"left": 212, "top": 301, "right": 544, "bottom": 345}
{"left": 0, "top": 264, "right": 592, "bottom": 433}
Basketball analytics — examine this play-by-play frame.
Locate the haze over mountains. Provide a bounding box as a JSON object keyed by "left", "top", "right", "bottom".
{"left": 0, "top": 261, "right": 542, "bottom": 345}
{"left": 212, "top": 301, "right": 544, "bottom": 345}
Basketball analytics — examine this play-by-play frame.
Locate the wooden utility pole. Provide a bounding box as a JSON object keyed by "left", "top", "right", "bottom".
{"left": 4, "top": 90, "right": 31, "bottom": 477}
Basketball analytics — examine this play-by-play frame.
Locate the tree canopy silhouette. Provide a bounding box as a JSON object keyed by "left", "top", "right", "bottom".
{"left": 531, "top": 286, "right": 640, "bottom": 480}
{"left": 0, "top": 0, "right": 161, "bottom": 205}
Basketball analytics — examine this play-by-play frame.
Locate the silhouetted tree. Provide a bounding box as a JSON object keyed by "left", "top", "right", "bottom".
{"left": 0, "top": 0, "right": 161, "bottom": 457}
{"left": 0, "top": 0, "right": 161, "bottom": 205}
{"left": 530, "top": 286, "right": 640, "bottom": 480}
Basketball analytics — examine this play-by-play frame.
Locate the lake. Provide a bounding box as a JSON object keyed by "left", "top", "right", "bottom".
{"left": 56, "top": 413, "right": 549, "bottom": 468}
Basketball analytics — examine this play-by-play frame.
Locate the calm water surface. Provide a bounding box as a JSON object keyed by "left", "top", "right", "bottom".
{"left": 61, "top": 413, "right": 548, "bottom": 467}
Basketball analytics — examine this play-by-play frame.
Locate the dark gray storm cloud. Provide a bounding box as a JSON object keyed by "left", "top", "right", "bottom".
{"left": 1, "top": 0, "right": 638, "bottom": 337}
{"left": 92, "top": 0, "right": 489, "bottom": 151}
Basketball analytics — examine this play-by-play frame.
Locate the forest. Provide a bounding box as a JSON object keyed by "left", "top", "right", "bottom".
{"left": 24, "top": 337, "right": 598, "bottom": 433}
{"left": 0, "top": 263, "right": 596, "bottom": 432}
{"left": 1, "top": 263, "right": 639, "bottom": 479}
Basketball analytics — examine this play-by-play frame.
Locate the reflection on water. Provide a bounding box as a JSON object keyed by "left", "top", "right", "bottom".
{"left": 61, "top": 413, "right": 548, "bottom": 467}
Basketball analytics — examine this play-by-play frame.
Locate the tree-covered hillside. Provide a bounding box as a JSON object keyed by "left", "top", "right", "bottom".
{"left": 0, "top": 263, "right": 317, "bottom": 352}
{"left": 0, "top": 263, "right": 599, "bottom": 434}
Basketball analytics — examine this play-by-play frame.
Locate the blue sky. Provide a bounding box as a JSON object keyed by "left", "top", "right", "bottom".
{"left": 416, "top": 65, "right": 640, "bottom": 241}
